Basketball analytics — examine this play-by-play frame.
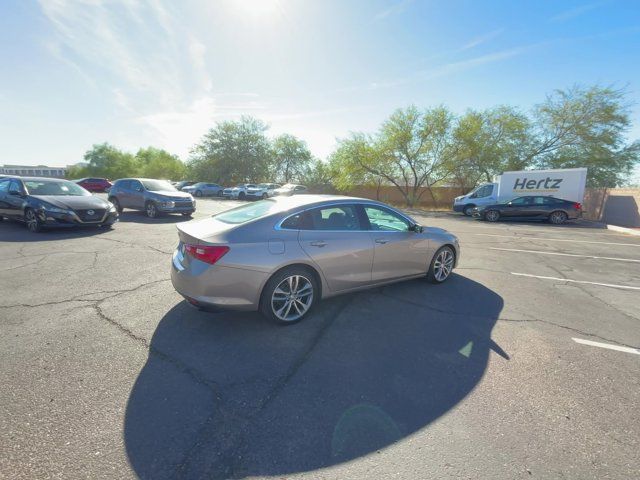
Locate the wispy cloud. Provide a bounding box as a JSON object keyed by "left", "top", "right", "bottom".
{"left": 461, "top": 29, "right": 505, "bottom": 51}
{"left": 38, "top": 0, "right": 223, "bottom": 157}
{"left": 375, "top": 0, "right": 414, "bottom": 20}
{"left": 549, "top": 2, "right": 605, "bottom": 22}
{"left": 336, "top": 44, "right": 536, "bottom": 93}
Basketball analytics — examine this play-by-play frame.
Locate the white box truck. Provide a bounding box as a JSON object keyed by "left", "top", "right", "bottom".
{"left": 453, "top": 168, "right": 587, "bottom": 215}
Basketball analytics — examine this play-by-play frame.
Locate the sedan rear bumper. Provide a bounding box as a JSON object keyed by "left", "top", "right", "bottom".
{"left": 170, "top": 248, "right": 267, "bottom": 311}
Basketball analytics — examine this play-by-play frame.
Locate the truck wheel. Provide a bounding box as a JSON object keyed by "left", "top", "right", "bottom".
{"left": 463, "top": 205, "right": 475, "bottom": 216}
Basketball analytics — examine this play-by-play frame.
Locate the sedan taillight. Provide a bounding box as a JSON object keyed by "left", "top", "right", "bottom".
{"left": 184, "top": 244, "right": 229, "bottom": 265}
{"left": 573, "top": 202, "right": 582, "bottom": 210}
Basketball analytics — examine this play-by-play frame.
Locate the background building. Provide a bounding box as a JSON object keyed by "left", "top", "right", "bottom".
{"left": 0, "top": 164, "right": 67, "bottom": 177}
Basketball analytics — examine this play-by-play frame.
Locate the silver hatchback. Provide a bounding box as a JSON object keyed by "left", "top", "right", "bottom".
{"left": 170, "top": 195, "right": 460, "bottom": 324}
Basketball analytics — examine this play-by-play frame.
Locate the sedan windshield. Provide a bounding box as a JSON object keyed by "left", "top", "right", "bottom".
{"left": 24, "top": 180, "right": 90, "bottom": 196}
{"left": 214, "top": 199, "right": 281, "bottom": 224}
{"left": 142, "top": 180, "right": 176, "bottom": 191}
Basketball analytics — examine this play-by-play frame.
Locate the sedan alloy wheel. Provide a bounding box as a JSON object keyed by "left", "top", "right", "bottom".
{"left": 271, "top": 274, "right": 314, "bottom": 322}
{"left": 485, "top": 210, "right": 500, "bottom": 222}
{"left": 146, "top": 202, "right": 158, "bottom": 218}
{"left": 25, "top": 209, "right": 42, "bottom": 233}
{"left": 549, "top": 211, "right": 568, "bottom": 225}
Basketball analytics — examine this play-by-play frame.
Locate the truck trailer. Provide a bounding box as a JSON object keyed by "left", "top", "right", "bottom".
{"left": 453, "top": 168, "right": 588, "bottom": 216}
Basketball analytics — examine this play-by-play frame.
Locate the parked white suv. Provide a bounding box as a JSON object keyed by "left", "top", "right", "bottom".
{"left": 222, "top": 184, "right": 257, "bottom": 200}
{"left": 245, "top": 183, "right": 280, "bottom": 200}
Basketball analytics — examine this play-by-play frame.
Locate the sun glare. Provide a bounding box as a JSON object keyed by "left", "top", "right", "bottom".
{"left": 233, "top": 0, "right": 281, "bottom": 16}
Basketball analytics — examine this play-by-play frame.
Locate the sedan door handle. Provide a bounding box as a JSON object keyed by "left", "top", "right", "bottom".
{"left": 375, "top": 238, "right": 388, "bottom": 244}
{"left": 309, "top": 241, "right": 327, "bottom": 247}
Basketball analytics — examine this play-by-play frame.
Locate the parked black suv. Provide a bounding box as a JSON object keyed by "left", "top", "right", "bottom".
{"left": 108, "top": 178, "right": 195, "bottom": 218}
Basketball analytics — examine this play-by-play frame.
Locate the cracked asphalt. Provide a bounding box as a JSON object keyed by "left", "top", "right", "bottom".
{"left": 1, "top": 198, "right": 639, "bottom": 479}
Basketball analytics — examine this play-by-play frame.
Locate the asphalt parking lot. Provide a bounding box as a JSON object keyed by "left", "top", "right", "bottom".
{"left": 1, "top": 197, "right": 639, "bottom": 479}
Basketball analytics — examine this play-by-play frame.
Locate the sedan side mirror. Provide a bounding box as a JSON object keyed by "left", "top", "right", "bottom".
{"left": 409, "top": 223, "right": 423, "bottom": 233}
{"left": 9, "top": 190, "right": 24, "bottom": 196}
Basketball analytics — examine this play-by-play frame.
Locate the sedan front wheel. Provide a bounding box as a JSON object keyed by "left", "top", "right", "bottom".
{"left": 485, "top": 210, "right": 500, "bottom": 222}
{"left": 427, "top": 246, "right": 455, "bottom": 284}
{"left": 25, "top": 209, "right": 43, "bottom": 233}
{"left": 145, "top": 202, "right": 158, "bottom": 218}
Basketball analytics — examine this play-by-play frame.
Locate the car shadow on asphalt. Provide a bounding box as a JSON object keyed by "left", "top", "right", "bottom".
{"left": 124, "top": 275, "right": 505, "bottom": 479}
{"left": 116, "top": 211, "right": 193, "bottom": 224}
{"left": 0, "top": 219, "right": 112, "bottom": 242}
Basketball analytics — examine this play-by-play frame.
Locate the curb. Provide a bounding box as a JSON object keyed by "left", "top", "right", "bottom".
{"left": 605, "top": 224, "right": 640, "bottom": 236}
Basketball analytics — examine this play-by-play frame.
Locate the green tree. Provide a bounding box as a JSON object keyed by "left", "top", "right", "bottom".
{"left": 81, "top": 143, "right": 139, "bottom": 180}
{"left": 136, "top": 147, "right": 186, "bottom": 180}
{"left": 271, "top": 134, "right": 313, "bottom": 183}
{"left": 303, "top": 159, "right": 335, "bottom": 193}
{"left": 188, "top": 116, "right": 272, "bottom": 184}
{"left": 448, "top": 106, "right": 532, "bottom": 190}
{"left": 530, "top": 85, "right": 640, "bottom": 187}
{"left": 331, "top": 106, "right": 458, "bottom": 206}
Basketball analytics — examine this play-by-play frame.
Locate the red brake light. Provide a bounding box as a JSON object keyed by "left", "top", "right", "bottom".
{"left": 184, "top": 244, "right": 229, "bottom": 264}
{"left": 573, "top": 203, "right": 582, "bottom": 210}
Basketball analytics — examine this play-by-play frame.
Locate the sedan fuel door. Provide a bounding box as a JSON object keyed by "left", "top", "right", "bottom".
{"left": 363, "top": 204, "right": 431, "bottom": 282}
{"left": 298, "top": 204, "right": 374, "bottom": 292}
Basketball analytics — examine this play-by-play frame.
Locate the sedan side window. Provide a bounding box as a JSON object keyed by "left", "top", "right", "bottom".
{"left": 308, "top": 205, "right": 362, "bottom": 231}
{"left": 9, "top": 181, "right": 23, "bottom": 194}
{"left": 510, "top": 197, "right": 532, "bottom": 205}
{"left": 364, "top": 206, "right": 410, "bottom": 232}
{"left": 130, "top": 180, "right": 143, "bottom": 191}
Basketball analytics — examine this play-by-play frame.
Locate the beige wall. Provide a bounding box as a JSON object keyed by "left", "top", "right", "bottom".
{"left": 332, "top": 185, "right": 640, "bottom": 227}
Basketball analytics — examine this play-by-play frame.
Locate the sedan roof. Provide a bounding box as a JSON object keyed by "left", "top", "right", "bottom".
{"left": 270, "top": 194, "right": 373, "bottom": 209}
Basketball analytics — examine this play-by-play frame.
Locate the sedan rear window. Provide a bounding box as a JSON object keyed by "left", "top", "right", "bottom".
{"left": 214, "top": 199, "right": 280, "bottom": 224}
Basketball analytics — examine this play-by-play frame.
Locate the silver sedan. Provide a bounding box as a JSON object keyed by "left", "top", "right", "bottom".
{"left": 170, "top": 195, "right": 460, "bottom": 324}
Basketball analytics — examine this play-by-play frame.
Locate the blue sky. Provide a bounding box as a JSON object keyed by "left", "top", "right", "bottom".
{"left": 1, "top": 0, "right": 639, "bottom": 181}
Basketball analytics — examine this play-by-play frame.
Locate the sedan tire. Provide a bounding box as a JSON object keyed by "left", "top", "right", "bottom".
{"left": 463, "top": 205, "right": 475, "bottom": 216}
{"left": 427, "top": 246, "right": 455, "bottom": 284}
{"left": 109, "top": 197, "right": 123, "bottom": 213}
{"left": 145, "top": 201, "right": 158, "bottom": 218}
{"left": 24, "top": 208, "right": 43, "bottom": 233}
{"left": 260, "top": 266, "right": 318, "bottom": 325}
{"left": 485, "top": 210, "right": 500, "bottom": 222}
{"left": 195, "top": 190, "right": 203, "bottom": 197}
{"left": 549, "top": 210, "right": 568, "bottom": 225}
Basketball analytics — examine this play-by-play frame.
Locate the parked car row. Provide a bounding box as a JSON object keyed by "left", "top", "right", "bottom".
{"left": 172, "top": 181, "right": 309, "bottom": 199}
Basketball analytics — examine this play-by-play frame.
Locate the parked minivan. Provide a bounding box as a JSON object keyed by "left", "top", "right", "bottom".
{"left": 108, "top": 178, "right": 195, "bottom": 218}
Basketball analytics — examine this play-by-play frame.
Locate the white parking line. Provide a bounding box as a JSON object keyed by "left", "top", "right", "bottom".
{"left": 489, "top": 247, "right": 640, "bottom": 263}
{"left": 476, "top": 233, "right": 640, "bottom": 247}
{"left": 510, "top": 272, "right": 640, "bottom": 291}
{"left": 572, "top": 338, "right": 640, "bottom": 355}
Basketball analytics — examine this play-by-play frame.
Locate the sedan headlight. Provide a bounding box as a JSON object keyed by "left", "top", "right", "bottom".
{"left": 40, "top": 204, "right": 70, "bottom": 214}
{"left": 161, "top": 200, "right": 176, "bottom": 208}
